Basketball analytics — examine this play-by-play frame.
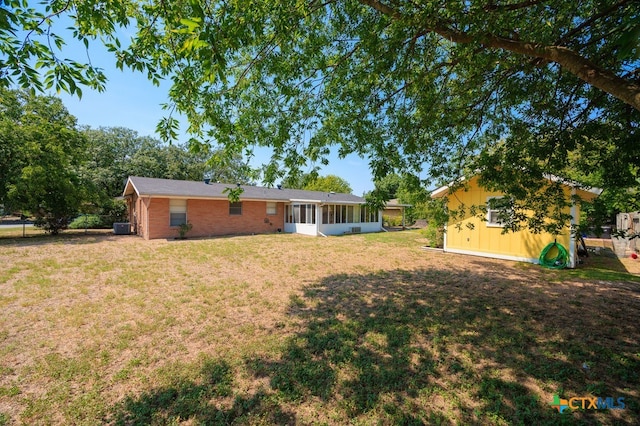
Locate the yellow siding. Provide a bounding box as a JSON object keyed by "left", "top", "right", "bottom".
{"left": 445, "top": 177, "right": 574, "bottom": 262}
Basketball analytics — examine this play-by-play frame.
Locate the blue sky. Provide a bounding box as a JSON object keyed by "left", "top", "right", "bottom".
{"left": 55, "top": 46, "right": 376, "bottom": 196}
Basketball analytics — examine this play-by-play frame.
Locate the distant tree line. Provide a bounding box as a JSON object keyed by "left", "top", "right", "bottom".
{"left": 0, "top": 89, "right": 253, "bottom": 234}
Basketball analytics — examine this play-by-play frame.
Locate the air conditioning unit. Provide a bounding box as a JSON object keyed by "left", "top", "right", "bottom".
{"left": 113, "top": 222, "right": 130, "bottom": 235}
{"left": 350, "top": 226, "right": 361, "bottom": 234}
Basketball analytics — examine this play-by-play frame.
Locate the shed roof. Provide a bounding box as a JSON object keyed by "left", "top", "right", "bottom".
{"left": 430, "top": 174, "right": 602, "bottom": 199}
{"left": 123, "top": 176, "right": 366, "bottom": 204}
{"left": 384, "top": 198, "right": 412, "bottom": 208}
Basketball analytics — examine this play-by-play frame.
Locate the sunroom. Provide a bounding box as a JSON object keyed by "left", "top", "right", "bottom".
{"left": 284, "top": 202, "right": 382, "bottom": 236}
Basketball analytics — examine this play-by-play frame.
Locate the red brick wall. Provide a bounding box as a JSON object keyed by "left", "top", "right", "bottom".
{"left": 143, "top": 198, "right": 285, "bottom": 240}
{"left": 147, "top": 198, "right": 171, "bottom": 239}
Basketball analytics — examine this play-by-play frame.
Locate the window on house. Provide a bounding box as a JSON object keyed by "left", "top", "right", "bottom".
{"left": 308, "top": 204, "right": 316, "bottom": 224}
{"left": 346, "top": 205, "right": 355, "bottom": 223}
{"left": 293, "top": 204, "right": 301, "bottom": 223}
{"left": 322, "top": 204, "right": 369, "bottom": 224}
{"left": 486, "top": 197, "right": 512, "bottom": 227}
{"left": 266, "top": 202, "right": 277, "bottom": 215}
{"left": 286, "top": 204, "right": 316, "bottom": 224}
{"left": 169, "top": 199, "right": 187, "bottom": 227}
{"left": 322, "top": 205, "right": 335, "bottom": 224}
{"left": 229, "top": 201, "right": 242, "bottom": 215}
{"left": 356, "top": 205, "right": 378, "bottom": 223}
{"left": 370, "top": 208, "right": 378, "bottom": 223}
{"left": 339, "top": 205, "right": 347, "bottom": 223}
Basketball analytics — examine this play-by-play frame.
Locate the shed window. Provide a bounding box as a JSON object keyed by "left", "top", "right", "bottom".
{"left": 229, "top": 202, "right": 243, "bottom": 215}
{"left": 169, "top": 199, "right": 187, "bottom": 227}
{"left": 486, "top": 197, "right": 512, "bottom": 227}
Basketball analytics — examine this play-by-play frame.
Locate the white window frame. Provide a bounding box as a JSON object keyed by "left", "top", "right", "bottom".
{"left": 266, "top": 202, "right": 277, "bottom": 215}
{"left": 169, "top": 199, "right": 187, "bottom": 227}
{"left": 486, "top": 196, "right": 511, "bottom": 227}
{"left": 287, "top": 203, "right": 316, "bottom": 224}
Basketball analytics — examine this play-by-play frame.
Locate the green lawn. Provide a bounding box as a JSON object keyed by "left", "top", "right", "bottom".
{"left": 0, "top": 231, "right": 638, "bottom": 425}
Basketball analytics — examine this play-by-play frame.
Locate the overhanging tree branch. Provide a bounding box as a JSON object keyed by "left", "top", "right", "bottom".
{"left": 359, "top": 0, "right": 640, "bottom": 111}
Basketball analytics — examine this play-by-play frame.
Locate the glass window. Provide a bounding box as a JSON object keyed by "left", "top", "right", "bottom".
{"left": 322, "top": 205, "right": 336, "bottom": 224}
{"left": 309, "top": 205, "right": 316, "bottom": 224}
{"left": 370, "top": 208, "right": 378, "bottom": 223}
{"left": 229, "top": 201, "right": 242, "bottom": 215}
{"left": 338, "top": 205, "right": 346, "bottom": 223}
{"left": 486, "top": 197, "right": 511, "bottom": 227}
{"left": 299, "top": 204, "right": 305, "bottom": 223}
{"left": 266, "top": 202, "right": 277, "bottom": 215}
{"left": 288, "top": 204, "right": 316, "bottom": 224}
{"left": 169, "top": 199, "right": 187, "bottom": 227}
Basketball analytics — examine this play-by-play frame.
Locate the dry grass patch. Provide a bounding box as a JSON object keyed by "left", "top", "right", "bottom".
{"left": 0, "top": 231, "right": 638, "bottom": 425}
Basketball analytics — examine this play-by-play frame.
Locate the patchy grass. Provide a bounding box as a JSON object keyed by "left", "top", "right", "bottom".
{"left": 0, "top": 231, "right": 638, "bottom": 425}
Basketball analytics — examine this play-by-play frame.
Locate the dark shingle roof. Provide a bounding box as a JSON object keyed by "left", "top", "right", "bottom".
{"left": 123, "top": 176, "right": 365, "bottom": 204}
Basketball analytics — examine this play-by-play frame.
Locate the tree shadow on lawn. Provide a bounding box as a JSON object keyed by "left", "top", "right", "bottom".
{"left": 253, "top": 267, "right": 639, "bottom": 424}
{"left": 110, "top": 359, "right": 295, "bottom": 425}
{"left": 111, "top": 266, "right": 640, "bottom": 425}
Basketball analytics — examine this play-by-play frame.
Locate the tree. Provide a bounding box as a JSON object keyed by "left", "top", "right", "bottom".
{"left": 280, "top": 172, "right": 352, "bottom": 193}
{"left": 374, "top": 174, "right": 403, "bottom": 200}
{"left": 81, "top": 126, "right": 256, "bottom": 202}
{"left": 125, "top": 137, "right": 256, "bottom": 184}
{"left": 304, "top": 175, "right": 352, "bottom": 194}
{"left": 2, "top": 1, "right": 640, "bottom": 230}
{"left": 0, "top": 89, "right": 23, "bottom": 206}
{"left": 0, "top": 89, "right": 88, "bottom": 234}
{"left": 81, "top": 126, "right": 142, "bottom": 198}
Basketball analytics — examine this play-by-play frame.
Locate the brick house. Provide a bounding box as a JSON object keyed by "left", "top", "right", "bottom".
{"left": 122, "top": 176, "right": 383, "bottom": 240}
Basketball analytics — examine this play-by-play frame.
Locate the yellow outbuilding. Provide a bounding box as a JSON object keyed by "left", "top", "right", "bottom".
{"left": 431, "top": 176, "right": 601, "bottom": 268}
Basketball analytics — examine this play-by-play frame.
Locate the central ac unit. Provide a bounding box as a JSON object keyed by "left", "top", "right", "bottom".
{"left": 113, "top": 222, "right": 130, "bottom": 235}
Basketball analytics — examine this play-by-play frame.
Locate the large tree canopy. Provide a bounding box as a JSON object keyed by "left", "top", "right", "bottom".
{"left": 280, "top": 172, "right": 353, "bottom": 194}
{"left": 0, "top": 88, "right": 88, "bottom": 233}
{"left": 2, "top": 1, "right": 639, "bottom": 229}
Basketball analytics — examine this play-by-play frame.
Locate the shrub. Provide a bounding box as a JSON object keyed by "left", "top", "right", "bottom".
{"left": 421, "top": 222, "right": 444, "bottom": 248}
{"left": 34, "top": 215, "right": 72, "bottom": 234}
{"left": 68, "top": 215, "right": 109, "bottom": 229}
{"left": 177, "top": 221, "right": 193, "bottom": 239}
{"left": 100, "top": 198, "right": 128, "bottom": 225}
{"left": 383, "top": 215, "right": 404, "bottom": 227}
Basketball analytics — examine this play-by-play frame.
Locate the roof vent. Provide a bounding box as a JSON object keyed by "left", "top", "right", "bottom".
{"left": 277, "top": 184, "right": 282, "bottom": 190}
{"left": 204, "top": 178, "right": 211, "bottom": 184}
